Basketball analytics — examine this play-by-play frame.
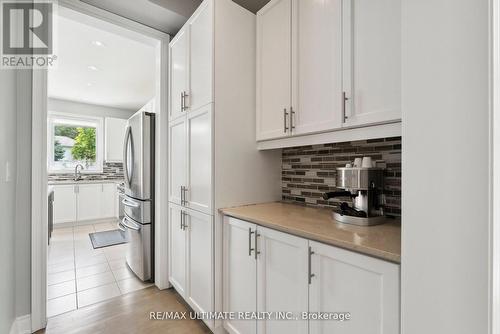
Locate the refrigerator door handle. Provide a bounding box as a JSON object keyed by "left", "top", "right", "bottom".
{"left": 122, "top": 216, "right": 141, "bottom": 231}
{"left": 123, "top": 126, "right": 135, "bottom": 188}
{"left": 122, "top": 198, "right": 140, "bottom": 208}
{"left": 117, "top": 221, "right": 126, "bottom": 232}
{"left": 123, "top": 126, "right": 132, "bottom": 188}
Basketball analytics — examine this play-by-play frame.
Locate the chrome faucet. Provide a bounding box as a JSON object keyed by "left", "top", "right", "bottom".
{"left": 74, "top": 164, "right": 84, "bottom": 181}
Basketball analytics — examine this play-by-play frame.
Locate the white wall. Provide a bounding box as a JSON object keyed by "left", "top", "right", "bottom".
{"left": 402, "top": 0, "right": 490, "bottom": 333}
{"left": 0, "top": 69, "right": 19, "bottom": 333}
{"left": 48, "top": 97, "right": 135, "bottom": 119}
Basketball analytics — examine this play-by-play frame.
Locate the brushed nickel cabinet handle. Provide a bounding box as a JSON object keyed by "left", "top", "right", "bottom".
{"left": 182, "top": 91, "right": 189, "bottom": 111}
{"left": 248, "top": 228, "right": 255, "bottom": 256}
{"left": 290, "top": 106, "right": 295, "bottom": 131}
{"left": 255, "top": 231, "right": 261, "bottom": 260}
{"left": 308, "top": 246, "right": 315, "bottom": 284}
{"left": 284, "top": 108, "right": 289, "bottom": 133}
{"left": 181, "top": 92, "right": 185, "bottom": 112}
{"left": 342, "top": 92, "right": 349, "bottom": 122}
{"left": 180, "top": 186, "right": 184, "bottom": 206}
{"left": 180, "top": 210, "right": 184, "bottom": 230}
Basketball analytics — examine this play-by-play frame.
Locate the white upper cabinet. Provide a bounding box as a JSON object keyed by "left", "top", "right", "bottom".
{"left": 256, "top": 0, "right": 292, "bottom": 141}
{"left": 309, "top": 241, "right": 400, "bottom": 334}
{"left": 169, "top": 29, "right": 189, "bottom": 120}
{"left": 292, "top": 0, "right": 343, "bottom": 135}
{"left": 168, "top": 117, "right": 187, "bottom": 206}
{"left": 189, "top": 0, "right": 213, "bottom": 111}
{"left": 342, "top": 0, "right": 402, "bottom": 127}
{"left": 105, "top": 117, "right": 127, "bottom": 163}
{"left": 186, "top": 104, "right": 212, "bottom": 214}
{"left": 256, "top": 0, "right": 402, "bottom": 144}
{"left": 169, "top": 1, "right": 213, "bottom": 120}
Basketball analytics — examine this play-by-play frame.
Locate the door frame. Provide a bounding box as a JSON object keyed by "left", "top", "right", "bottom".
{"left": 492, "top": 0, "right": 499, "bottom": 333}
{"left": 31, "top": 0, "right": 170, "bottom": 331}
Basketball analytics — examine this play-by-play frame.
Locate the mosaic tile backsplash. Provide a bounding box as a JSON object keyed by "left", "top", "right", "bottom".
{"left": 282, "top": 137, "right": 401, "bottom": 216}
{"left": 48, "top": 162, "right": 125, "bottom": 182}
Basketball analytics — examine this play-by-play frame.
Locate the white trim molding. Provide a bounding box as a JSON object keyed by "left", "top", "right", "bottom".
{"left": 10, "top": 315, "right": 31, "bottom": 334}
{"left": 31, "top": 0, "right": 171, "bottom": 331}
{"left": 492, "top": 0, "right": 500, "bottom": 333}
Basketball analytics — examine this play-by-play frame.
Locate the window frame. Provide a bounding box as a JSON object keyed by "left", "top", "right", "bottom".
{"left": 47, "top": 112, "right": 104, "bottom": 173}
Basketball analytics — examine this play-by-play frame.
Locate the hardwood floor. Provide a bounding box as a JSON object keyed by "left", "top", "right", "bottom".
{"left": 36, "top": 287, "right": 211, "bottom": 334}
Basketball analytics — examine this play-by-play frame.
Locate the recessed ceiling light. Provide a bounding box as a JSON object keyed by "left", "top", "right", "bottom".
{"left": 86, "top": 83, "right": 93, "bottom": 87}
{"left": 87, "top": 65, "right": 98, "bottom": 71}
{"left": 92, "top": 40, "right": 104, "bottom": 47}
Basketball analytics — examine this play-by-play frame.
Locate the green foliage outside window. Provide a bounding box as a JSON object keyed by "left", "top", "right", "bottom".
{"left": 54, "top": 140, "right": 65, "bottom": 161}
{"left": 71, "top": 127, "right": 96, "bottom": 164}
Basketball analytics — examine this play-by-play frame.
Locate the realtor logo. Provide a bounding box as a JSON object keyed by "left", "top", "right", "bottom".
{"left": 1, "top": 0, "right": 57, "bottom": 68}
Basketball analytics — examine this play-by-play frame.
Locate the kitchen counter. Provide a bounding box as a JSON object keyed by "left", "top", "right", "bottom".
{"left": 48, "top": 179, "right": 123, "bottom": 185}
{"left": 220, "top": 202, "right": 401, "bottom": 263}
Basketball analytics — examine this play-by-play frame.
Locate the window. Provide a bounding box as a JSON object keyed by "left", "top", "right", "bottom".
{"left": 48, "top": 112, "right": 104, "bottom": 173}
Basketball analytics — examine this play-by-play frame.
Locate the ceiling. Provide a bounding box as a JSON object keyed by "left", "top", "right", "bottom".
{"left": 81, "top": 0, "right": 193, "bottom": 35}
{"left": 232, "top": 0, "right": 271, "bottom": 13}
{"left": 80, "top": 0, "right": 272, "bottom": 36}
{"left": 48, "top": 8, "right": 157, "bottom": 111}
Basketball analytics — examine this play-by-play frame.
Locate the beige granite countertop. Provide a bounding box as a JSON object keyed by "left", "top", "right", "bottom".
{"left": 220, "top": 202, "right": 401, "bottom": 263}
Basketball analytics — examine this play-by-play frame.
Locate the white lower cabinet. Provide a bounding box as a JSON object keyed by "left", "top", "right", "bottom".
{"left": 168, "top": 203, "right": 187, "bottom": 296}
{"left": 53, "top": 185, "right": 77, "bottom": 224}
{"left": 77, "top": 184, "right": 104, "bottom": 221}
{"left": 257, "top": 226, "right": 309, "bottom": 334}
{"left": 223, "top": 217, "right": 400, "bottom": 334}
{"left": 52, "top": 183, "right": 118, "bottom": 224}
{"left": 168, "top": 203, "right": 214, "bottom": 328}
{"left": 186, "top": 209, "right": 213, "bottom": 324}
{"left": 309, "top": 241, "right": 400, "bottom": 334}
{"left": 223, "top": 218, "right": 257, "bottom": 334}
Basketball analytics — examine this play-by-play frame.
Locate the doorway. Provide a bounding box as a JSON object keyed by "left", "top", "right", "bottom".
{"left": 31, "top": 0, "right": 170, "bottom": 331}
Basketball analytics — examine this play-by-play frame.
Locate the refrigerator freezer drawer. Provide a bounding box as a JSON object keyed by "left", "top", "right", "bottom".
{"left": 120, "top": 215, "right": 151, "bottom": 281}
{"left": 122, "top": 195, "right": 151, "bottom": 224}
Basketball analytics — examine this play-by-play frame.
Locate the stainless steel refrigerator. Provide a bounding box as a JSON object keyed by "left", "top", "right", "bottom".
{"left": 119, "top": 111, "right": 154, "bottom": 282}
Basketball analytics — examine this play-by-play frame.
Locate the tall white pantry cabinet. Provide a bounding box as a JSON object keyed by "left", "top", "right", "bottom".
{"left": 167, "top": 0, "right": 281, "bottom": 332}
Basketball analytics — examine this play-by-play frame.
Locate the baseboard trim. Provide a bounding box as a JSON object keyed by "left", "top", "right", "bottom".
{"left": 53, "top": 217, "right": 119, "bottom": 229}
{"left": 9, "top": 315, "right": 31, "bottom": 334}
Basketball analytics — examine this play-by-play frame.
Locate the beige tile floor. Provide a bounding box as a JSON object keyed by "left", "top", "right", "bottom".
{"left": 47, "top": 220, "right": 153, "bottom": 318}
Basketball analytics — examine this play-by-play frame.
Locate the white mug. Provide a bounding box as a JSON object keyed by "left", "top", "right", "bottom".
{"left": 362, "top": 157, "right": 373, "bottom": 168}
{"left": 353, "top": 158, "right": 362, "bottom": 167}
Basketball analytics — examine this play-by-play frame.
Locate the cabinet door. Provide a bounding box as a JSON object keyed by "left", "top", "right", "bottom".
{"left": 186, "top": 209, "right": 214, "bottom": 328}
{"left": 169, "top": 28, "right": 189, "bottom": 120}
{"left": 189, "top": 0, "right": 213, "bottom": 111}
{"left": 309, "top": 241, "right": 400, "bottom": 334}
{"left": 77, "top": 184, "right": 103, "bottom": 222}
{"left": 168, "top": 117, "right": 187, "bottom": 206}
{"left": 186, "top": 105, "right": 212, "bottom": 214}
{"left": 53, "top": 185, "right": 77, "bottom": 224}
{"left": 292, "top": 0, "right": 342, "bottom": 135}
{"left": 101, "top": 183, "right": 116, "bottom": 219}
{"left": 223, "top": 217, "right": 257, "bottom": 334}
{"left": 105, "top": 118, "right": 127, "bottom": 162}
{"left": 256, "top": 0, "right": 292, "bottom": 141}
{"left": 342, "top": 0, "right": 401, "bottom": 126}
{"left": 256, "top": 226, "right": 309, "bottom": 334}
{"left": 168, "top": 203, "right": 187, "bottom": 297}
